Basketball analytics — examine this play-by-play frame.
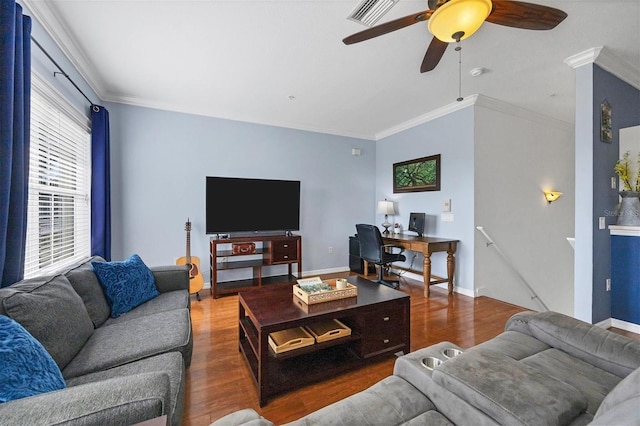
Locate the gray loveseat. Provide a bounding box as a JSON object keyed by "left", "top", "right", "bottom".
{"left": 213, "top": 311, "right": 640, "bottom": 425}
{"left": 0, "top": 256, "right": 193, "bottom": 426}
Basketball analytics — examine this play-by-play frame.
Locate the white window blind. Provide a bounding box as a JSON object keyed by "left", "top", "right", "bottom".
{"left": 24, "top": 73, "right": 91, "bottom": 278}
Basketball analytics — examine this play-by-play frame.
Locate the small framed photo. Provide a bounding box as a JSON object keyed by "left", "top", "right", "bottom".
{"left": 393, "top": 154, "right": 441, "bottom": 193}
{"left": 601, "top": 101, "right": 612, "bottom": 143}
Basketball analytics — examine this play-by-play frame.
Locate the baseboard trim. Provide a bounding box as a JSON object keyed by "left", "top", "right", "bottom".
{"left": 390, "top": 269, "right": 473, "bottom": 297}
{"left": 594, "top": 317, "right": 640, "bottom": 334}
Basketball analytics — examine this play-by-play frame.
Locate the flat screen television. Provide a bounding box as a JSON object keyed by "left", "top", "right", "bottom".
{"left": 206, "top": 176, "right": 300, "bottom": 234}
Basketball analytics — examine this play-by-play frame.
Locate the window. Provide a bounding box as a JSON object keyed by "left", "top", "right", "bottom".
{"left": 23, "top": 73, "right": 91, "bottom": 278}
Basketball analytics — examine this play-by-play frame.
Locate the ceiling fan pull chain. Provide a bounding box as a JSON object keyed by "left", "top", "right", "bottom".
{"left": 456, "top": 38, "right": 463, "bottom": 102}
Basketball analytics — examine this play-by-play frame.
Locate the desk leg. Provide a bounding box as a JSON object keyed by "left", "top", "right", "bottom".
{"left": 423, "top": 254, "right": 432, "bottom": 298}
{"left": 447, "top": 244, "right": 456, "bottom": 295}
{"left": 363, "top": 260, "right": 370, "bottom": 277}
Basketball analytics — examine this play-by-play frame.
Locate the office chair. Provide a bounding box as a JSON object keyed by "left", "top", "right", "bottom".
{"left": 355, "top": 224, "right": 406, "bottom": 289}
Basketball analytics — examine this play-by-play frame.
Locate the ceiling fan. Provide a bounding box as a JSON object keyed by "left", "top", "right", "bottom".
{"left": 343, "top": 0, "right": 567, "bottom": 73}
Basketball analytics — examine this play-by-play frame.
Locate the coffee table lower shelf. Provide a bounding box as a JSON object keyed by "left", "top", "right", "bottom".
{"left": 240, "top": 336, "right": 364, "bottom": 395}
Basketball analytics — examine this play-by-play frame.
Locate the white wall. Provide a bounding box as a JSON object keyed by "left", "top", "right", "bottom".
{"left": 572, "top": 64, "right": 595, "bottom": 322}
{"left": 106, "top": 103, "right": 376, "bottom": 282}
{"left": 376, "top": 105, "right": 476, "bottom": 295}
{"left": 26, "top": 1, "right": 97, "bottom": 118}
{"left": 474, "top": 96, "right": 575, "bottom": 314}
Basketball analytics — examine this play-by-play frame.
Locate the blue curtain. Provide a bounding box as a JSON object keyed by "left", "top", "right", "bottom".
{"left": 0, "top": 2, "right": 31, "bottom": 288}
{"left": 90, "top": 105, "right": 111, "bottom": 261}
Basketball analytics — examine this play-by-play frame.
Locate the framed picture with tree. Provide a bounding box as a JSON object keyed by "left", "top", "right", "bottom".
{"left": 393, "top": 154, "right": 441, "bottom": 193}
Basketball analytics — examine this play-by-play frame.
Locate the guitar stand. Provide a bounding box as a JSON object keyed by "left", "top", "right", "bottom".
{"left": 193, "top": 292, "right": 201, "bottom": 302}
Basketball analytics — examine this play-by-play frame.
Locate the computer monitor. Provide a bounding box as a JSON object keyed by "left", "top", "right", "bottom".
{"left": 408, "top": 213, "right": 425, "bottom": 237}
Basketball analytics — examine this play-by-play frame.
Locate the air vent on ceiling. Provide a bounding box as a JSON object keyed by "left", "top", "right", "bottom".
{"left": 347, "top": 0, "right": 399, "bottom": 27}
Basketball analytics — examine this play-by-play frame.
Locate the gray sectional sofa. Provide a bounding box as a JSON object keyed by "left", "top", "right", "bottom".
{"left": 0, "top": 256, "right": 193, "bottom": 426}
{"left": 213, "top": 311, "right": 640, "bottom": 426}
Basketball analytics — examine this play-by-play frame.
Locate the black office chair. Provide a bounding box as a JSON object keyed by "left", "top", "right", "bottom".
{"left": 355, "top": 224, "right": 406, "bottom": 289}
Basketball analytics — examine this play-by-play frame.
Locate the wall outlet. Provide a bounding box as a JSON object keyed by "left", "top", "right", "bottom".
{"left": 606, "top": 278, "right": 611, "bottom": 292}
{"left": 611, "top": 177, "right": 617, "bottom": 189}
{"left": 328, "top": 246, "right": 333, "bottom": 254}
{"left": 599, "top": 217, "right": 606, "bottom": 229}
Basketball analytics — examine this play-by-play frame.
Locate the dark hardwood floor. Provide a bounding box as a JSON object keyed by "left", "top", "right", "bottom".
{"left": 182, "top": 272, "right": 638, "bottom": 426}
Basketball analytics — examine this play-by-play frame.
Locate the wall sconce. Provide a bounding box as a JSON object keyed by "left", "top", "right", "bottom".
{"left": 544, "top": 191, "right": 563, "bottom": 203}
{"left": 377, "top": 199, "right": 396, "bottom": 234}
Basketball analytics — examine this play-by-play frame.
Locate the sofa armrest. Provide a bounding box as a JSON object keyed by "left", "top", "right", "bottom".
{"left": 0, "top": 373, "right": 171, "bottom": 426}
{"left": 504, "top": 311, "right": 537, "bottom": 335}
{"left": 152, "top": 265, "right": 189, "bottom": 293}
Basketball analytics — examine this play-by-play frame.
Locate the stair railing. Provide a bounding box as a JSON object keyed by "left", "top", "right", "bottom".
{"left": 476, "top": 226, "right": 549, "bottom": 311}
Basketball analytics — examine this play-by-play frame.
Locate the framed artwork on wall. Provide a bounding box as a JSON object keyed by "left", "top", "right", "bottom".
{"left": 601, "top": 100, "right": 612, "bottom": 143}
{"left": 393, "top": 154, "right": 441, "bottom": 193}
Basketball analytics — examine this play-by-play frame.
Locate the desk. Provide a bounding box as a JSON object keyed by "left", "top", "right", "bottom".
{"left": 363, "top": 234, "right": 459, "bottom": 297}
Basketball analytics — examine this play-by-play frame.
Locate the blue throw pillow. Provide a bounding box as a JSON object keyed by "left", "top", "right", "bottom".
{"left": 92, "top": 254, "right": 159, "bottom": 318}
{"left": 0, "top": 315, "right": 66, "bottom": 402}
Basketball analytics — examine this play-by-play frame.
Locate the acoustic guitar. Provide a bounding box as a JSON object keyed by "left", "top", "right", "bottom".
{"left": 176, "top": 219, "right": 204, "bottom": 300}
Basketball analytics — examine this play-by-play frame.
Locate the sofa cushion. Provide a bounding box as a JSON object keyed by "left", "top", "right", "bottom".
{"left": 432, "top": 349, "right": 588, "bottom": 426}
{"left": 403, "top": 410, "right": 454, "bottom": 426}
{"left": 527, "top": 311, "right": 640, "bottom": 377}
{"left": 103, "top": 290, "right": 189, "bottom": 325}
{"left": 591, "top": 367, "right": 640, "bottom": 425}
{"left": 0, "top": 274, "right": 94, "bottom": 370}
{"left": 65, "top": 257, "right": 110, "bottom": 327}
{"left": 472, "top": 330, "right": 550, "bottom": 361}
{"left": 284, "top": 376, "right": 437, "bottom": 426}
{"left": 67, "top": 351, "right": 186, "bottom": 426}
{"left": 521, "top": 348, "right": 621, "bottom": 415}
{"left": 0, "top": 315, "right": 66, "bottom": 402}
{"left": 92, "top": 254, "right": 160, "bottom": 318}
{"left": 62, "top": 308, "right": 191, "bottom": 378}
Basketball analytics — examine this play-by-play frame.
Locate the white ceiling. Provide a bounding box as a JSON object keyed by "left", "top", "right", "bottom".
{"left": 21, "top": 0, "right": 640, "bottom": 140}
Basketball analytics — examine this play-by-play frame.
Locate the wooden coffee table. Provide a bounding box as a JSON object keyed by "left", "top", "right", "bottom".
{"left": 238, "top": 276, "right": 410, "bottom": 406}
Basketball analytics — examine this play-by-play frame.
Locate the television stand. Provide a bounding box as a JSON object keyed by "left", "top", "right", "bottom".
{"left": 209, "top": 234, "right": 302, "bottom": 298}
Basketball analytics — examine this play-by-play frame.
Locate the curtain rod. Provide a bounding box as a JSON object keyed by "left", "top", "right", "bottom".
{"left": 31, "top": 36, "right": 99, "bottom": 111}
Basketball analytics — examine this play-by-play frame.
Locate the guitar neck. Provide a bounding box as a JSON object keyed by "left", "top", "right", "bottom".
{"left": 186, "top": 230, "right": 192, "bottom": 263}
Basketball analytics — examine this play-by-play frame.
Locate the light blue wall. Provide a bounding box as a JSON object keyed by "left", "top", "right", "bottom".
{"left": 376, "top": 108, "right": 475, "bottom": 293}
{"left": 591, "top": 65, "right": 640, "bottom": 323}
{"left": 106, "top": 103, "right": 376, "bottom": 281}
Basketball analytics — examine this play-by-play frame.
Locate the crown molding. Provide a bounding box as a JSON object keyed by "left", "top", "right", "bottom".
{"left": 564, "top": 47, "right": 603, "bottom": 69}
{"left": 105, "top": 96, "right": 377, "bottom": 141}
{"left": 565, "top": 46, "right": 640, "bottom": 91}
{"left": 375, "top": 95, "right": 478, "bottom": 140}
{"left": 20, "top": 0, "right": 107, "bottom": 101}
{"left": 376, "top": 93, "right": 572, "bottom": 140}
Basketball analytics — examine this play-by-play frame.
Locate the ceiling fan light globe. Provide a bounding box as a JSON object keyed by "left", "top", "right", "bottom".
{"left": 428, "top": 0, "right": 492, "bottom": 42}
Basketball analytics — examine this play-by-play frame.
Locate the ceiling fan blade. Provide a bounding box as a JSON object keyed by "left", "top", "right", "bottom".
{"left": 486, "top": 0, "right": 567, "bottom": 30}
{"left": 420, "top": 37, "right": 448, "bottom": 73}
{"left": 343, "top": 10, "right": 434, "bottom": 45}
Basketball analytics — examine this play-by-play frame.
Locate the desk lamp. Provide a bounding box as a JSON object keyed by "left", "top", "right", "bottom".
{"left": 377, "top": 199, "right": 396, "bottom": 234}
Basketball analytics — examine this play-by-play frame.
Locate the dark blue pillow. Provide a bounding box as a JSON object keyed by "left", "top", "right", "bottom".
{"left": 92, "top": 254, "right": 159, "bottom": 318}
{"left": 0, "top": 315, "right": 66, "bottom": 402}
